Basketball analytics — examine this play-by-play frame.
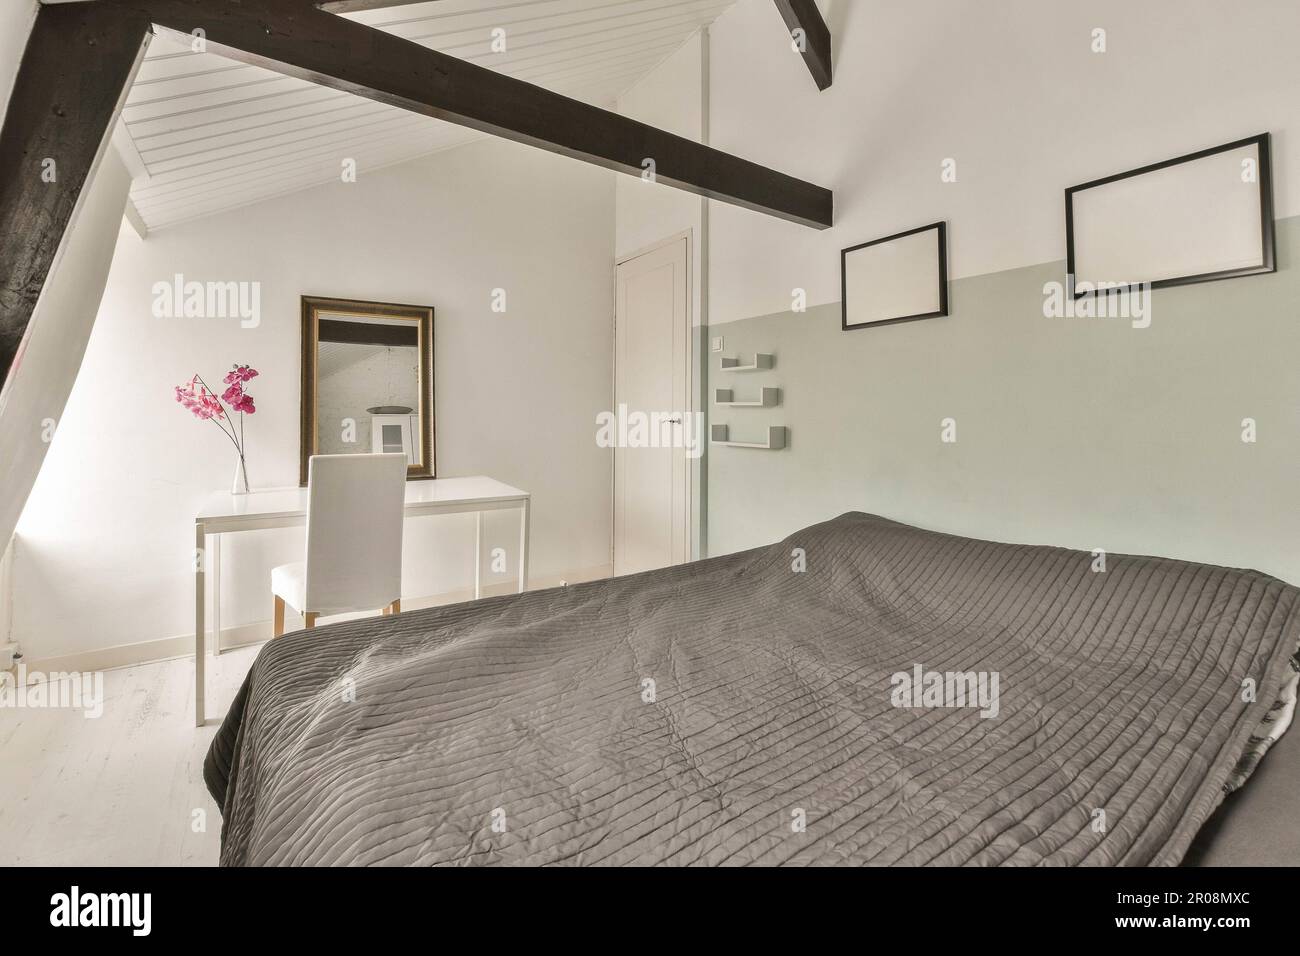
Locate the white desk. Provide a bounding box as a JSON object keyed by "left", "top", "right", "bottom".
{"left": 194, "top": 475, "right": 530, "bottom": 726}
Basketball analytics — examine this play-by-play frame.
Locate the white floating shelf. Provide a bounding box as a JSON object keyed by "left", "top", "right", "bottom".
{"left": 719, "top": 353, "right": 774, "bottom": 372}
{"left": 710, "top": 424, "right": 786, "bottom": 450}
{"left": 715, "top": 387, "right": 780, "bottom": 408}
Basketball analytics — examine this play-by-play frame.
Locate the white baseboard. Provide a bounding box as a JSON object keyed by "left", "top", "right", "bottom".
{"left": 20, "top": 564, "right": 612, "bottom": 678}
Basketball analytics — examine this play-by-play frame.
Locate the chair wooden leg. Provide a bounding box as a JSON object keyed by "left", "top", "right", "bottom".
{"left": 304, "top": 613, "right": 317, "bottom": 629}
{"left": 273, "top": 595, "right": 285, "bottom": 638}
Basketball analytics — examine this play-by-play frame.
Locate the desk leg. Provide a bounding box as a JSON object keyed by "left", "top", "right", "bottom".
{"left": 212, "top": 533, "right": 222, "bottom": 656}
{"left": 474, "top": 511, "right": 483, "bottom": 600}
{"left": 518, "top": 498, "right": 530, "bottom": 594}
{"left": 195, "top": 524, "right": 206, "bottom": 728}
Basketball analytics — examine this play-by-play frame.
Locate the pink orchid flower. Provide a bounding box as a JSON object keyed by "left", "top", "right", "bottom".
{"left": 224, "top": 365, "right": 259, "bottom": 385}
{"left": 174, "top": 365, "right": 260, "bottom": 463}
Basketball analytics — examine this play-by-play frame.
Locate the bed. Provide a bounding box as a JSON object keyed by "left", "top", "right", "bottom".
{"left": 205, "top": 512, "right": 1300, "bottom": 866}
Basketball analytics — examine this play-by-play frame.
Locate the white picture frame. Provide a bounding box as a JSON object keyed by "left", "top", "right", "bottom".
{"left": 371, "top": 414, "right": 415, "bottom": 465}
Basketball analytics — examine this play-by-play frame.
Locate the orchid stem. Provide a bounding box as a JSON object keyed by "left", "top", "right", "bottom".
{"left": 195, "top": 374, "right": 242, "bottom": 455}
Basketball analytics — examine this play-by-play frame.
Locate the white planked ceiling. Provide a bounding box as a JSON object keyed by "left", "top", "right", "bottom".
{"left": 119, "top": 0, "right": 737, "bottom": 232}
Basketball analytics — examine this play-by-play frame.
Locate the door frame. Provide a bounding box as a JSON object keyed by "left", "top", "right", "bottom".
{"left": 611, "top": 229, "right": 696, "bottom": 572}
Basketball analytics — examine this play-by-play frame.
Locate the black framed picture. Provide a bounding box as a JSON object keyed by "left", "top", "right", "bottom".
{"left": 841, "top": 221, "right": 948, "bottom": 331}
{"left": 1065, "top": 133, "right": 1275, "bottom": 298}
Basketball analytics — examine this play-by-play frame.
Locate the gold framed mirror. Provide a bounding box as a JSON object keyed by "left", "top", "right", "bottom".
{"left": 300, "top": 295, "right": 435, "bottom": 485}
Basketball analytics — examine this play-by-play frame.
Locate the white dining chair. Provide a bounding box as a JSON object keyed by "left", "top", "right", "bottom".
{"left": 272, "top": 453, "right": 408, "bottom": 635}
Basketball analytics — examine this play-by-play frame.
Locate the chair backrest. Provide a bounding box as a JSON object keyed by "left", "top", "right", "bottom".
{"left": 304, "top": 453, "right": 407, "bottom": 615}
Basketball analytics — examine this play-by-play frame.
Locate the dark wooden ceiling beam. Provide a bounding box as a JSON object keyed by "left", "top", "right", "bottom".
{"left": 132, "top": 0, "right": 833, "bottom": 229}
{"left": 0, "top": 2, "right": 150, "bottom": 392}
{"left": 1, "top": 0, "right": 834, "bottom": 393}
{"left": 773, "top": 0, "right": 833, "bottom": 91}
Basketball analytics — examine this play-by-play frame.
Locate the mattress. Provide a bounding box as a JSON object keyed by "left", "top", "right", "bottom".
{"left": 1185, "top": 644, "right": 1300, "bottom": 866}
{"left": 205, "top": 512, "right": 1300, "bottom": 866}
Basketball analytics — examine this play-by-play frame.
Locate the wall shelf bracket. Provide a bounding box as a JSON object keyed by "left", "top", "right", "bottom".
{"left": 710, "top": 424, "right": 787, "bottom": 450}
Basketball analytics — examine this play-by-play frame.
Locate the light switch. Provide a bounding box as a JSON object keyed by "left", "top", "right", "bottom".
{"left": 711, "top": 336, "right": 724, "bottom": 352}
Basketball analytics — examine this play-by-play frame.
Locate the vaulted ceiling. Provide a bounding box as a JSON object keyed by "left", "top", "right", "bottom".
{"left": 117, "top": 0, "right": 739, "bottom": 232}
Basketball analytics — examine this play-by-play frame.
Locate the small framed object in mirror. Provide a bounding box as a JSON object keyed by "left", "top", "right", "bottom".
{"left": 300, "top": 296, "right": 435, "bottom": 485}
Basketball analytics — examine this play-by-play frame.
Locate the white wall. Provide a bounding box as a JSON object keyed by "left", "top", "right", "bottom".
{"left": 706, "top": 0, "right": 1300, "bottom": 322}
{"left": 0, "top": 0, "right": 131, "bottom": 633}
{"left": 13, "top": 136, "right": 615, "bottom": 663}
{"left": 0, "top": 0, "right": 36, "bottom": 120}
{"left": 615, "top": 31, "right": 707, "bottom": 269}
{"left": 0, "top": 143, "right": 133, "bottom": 646}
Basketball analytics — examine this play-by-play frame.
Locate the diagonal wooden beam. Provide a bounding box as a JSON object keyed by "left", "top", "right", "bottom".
{"left": 773, "top": 0, "right": 832, "bottom": 91}
{"left": 1, "top": 0, "right": 833, "bottom": 392}
{"left": 0, "top": 2, "right": 150, "bottom": 394}
{"left": 129, "top": 0, "right": 833, "bottom": 230}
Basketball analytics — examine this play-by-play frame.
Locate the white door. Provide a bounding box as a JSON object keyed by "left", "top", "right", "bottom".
{"left": 614, "top": 236, "right": 690, "bottom": 576}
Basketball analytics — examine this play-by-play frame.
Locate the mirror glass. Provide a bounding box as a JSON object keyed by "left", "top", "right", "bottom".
{"left": 302, "top": 298, "right": 434, "bottom": 483}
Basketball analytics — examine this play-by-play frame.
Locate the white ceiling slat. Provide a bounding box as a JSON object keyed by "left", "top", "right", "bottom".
{"left": 139, "top": 45, "right": 667, "bottom": 167}
{"left": 143, "top": 110, "right": 431, "bottom": 177}
{"left": 139, "top": 65, "right": 647, "bottom": 228}
{"left": 124, "top": 81, "right": 317, "bottom": 126}
{"left": 125, "top": 0, "right": 737, "bottom": 230}
{"left": 143, "top": 134, "right": 485, "bottom": 229}
{"left": 130, "top": 0, "right": 728, "bottom": 89}
{"left": 126, "top": 71, "right": 288, "bottom": 108}
{"left": 129, "top": 89, "right": 349, "bottom": 143}
{"left": 128, "top": 8, "right": 721, "bottom": 122}
{"left": 129, "top": 0, "right": 698, "bottom": 86}
{"left": 124, "top": 79, "right": 323, "bottom": 129}
{"left": 134, "top": 120, "right": 448, "bottom": 199}
{"left": 135, "top": 98, "right": 386, "bottom": 156}
{"left": 135, "top": 66, "right": 634, "bottom": 208}
{"left": 133, "top": 54, "right": 248, "bottom": 87}
{"left": 133, "top": 68, "right": 625, "bottom": 205}
{"left": 129, "top": 20, "right": 702, "bottom": 137}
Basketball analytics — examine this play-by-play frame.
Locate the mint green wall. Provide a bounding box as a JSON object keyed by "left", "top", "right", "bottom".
{"left": 707, "top": 215, "right": 1300, "bottom": 585}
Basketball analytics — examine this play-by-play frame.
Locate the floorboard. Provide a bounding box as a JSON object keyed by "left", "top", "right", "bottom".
{"left": 0, "top": 645, "right": 259, "bottom": 866}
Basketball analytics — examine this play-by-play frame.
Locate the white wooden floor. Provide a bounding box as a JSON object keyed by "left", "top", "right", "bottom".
{"left": 0, "top": 644, "right": 260, "bottom": 866}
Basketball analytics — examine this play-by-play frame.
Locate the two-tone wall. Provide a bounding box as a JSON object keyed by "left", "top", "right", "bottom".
{"left": 709, "top": 216, "right": 1300, "bottom": 583}
{"left": 703, "top": 0, "right": 1300, "bottom": 583}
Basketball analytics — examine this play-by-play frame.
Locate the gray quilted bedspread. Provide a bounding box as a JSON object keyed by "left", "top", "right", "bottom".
{"left": 205, "top": 512, "right": 1300, "bottom": 866}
